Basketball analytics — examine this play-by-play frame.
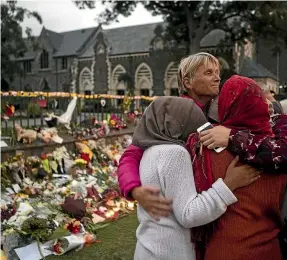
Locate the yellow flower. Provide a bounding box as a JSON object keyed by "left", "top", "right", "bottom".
{"left": 15, "top": 193, "right": 29, "bottom": 199}
{"left": 110, "top": 119, "right": 116, "bottom": 126}
{"left": 73, "top": 220, "right": 81, "bottom": 227}
{"left": 74, "top": 159, "right": 87, "bottom": 165}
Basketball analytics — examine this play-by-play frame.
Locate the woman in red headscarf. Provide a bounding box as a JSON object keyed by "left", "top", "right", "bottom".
{"left": 187, "top": 75, "right": 287, "bottom": 260}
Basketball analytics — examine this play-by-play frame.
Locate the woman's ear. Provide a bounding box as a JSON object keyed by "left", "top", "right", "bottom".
{"left": 184, "top": 78, "right": 192, "bottom": 91}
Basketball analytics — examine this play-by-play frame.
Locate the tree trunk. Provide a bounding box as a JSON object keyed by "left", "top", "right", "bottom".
{"left": 184, "top": 4, "right": 203, "bottom": 54}
{"left": 184, "top": 1, "right": 210, "bottom": 54}
{"left": 189, "top": 37, "right": 201, "bottom": 54}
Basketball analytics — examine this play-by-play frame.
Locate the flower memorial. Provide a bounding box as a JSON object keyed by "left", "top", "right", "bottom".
{"left": 11, "top": 114, "right": 134, "bottom": 146}
{"left": 8, "top": 94, "right": 133, "bottom": 146}
{"left": 0, "top": 135, "right": 135, "bottom": 260}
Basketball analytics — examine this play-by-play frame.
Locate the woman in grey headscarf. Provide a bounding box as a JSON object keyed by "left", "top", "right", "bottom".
{"left": 133, "top": 96, "right": 259, "bottom": 260}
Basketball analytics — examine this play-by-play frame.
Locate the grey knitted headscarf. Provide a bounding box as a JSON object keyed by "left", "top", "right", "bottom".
{"left": 132, "top": 96, "right": 207, "bottom": 149}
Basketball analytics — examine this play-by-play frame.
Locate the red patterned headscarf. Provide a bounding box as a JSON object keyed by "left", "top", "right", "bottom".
{"left": 219, "top": 75, "right": 273, "bottom": 137}
{"left": 187, "top": 75, "right": 273, "bottom": 260}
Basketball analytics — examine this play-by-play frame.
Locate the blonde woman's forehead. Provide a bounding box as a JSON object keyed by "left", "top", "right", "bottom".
{"left": 180, "top": 55, "right": 219, "bottom": 72}
{"left": 202, "top": 56, "right": 219, "bottom": 68}
{"left": 202, "top": 60, "right": 220, "bottom": 71}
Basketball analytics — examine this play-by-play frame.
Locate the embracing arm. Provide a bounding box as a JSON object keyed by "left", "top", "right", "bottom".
{"left": 162, "top": 146, "right": 237, "bottom": 228}
{"left": 117, "top": 144, "right": 144, "bottom": 199}
{"left": 229, "top": 117, "right": 287, "bottom": 172}
{"left": 118, "top": 145, "right": 173, "bottom": 217}
{"left": 200, "top": 116, "right": 287, "bottom": 172}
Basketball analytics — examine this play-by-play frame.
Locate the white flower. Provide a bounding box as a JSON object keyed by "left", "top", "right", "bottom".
{"left": 17, "top": 202, "right": 34, "bottom": 216}
{"left": 0, "top": 203, "right": 8, "bottom": 210}
{"left": 23, "top": 178, "right": 32, "bottom": 185}
{"left": 33, "top": 183, "right": 42, "bottom": 189}
{"left": 61, "top": 187, "right": 68, "bottom": 194}
{"left": 43, "top": 190, "right": 52, "bottom": 197}
{"left": 7, "top": 215, "right": 29, "bottom": 228}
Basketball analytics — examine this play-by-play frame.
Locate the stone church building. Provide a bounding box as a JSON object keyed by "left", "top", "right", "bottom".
{"left": 12, "top": 22, "right": 287, "bottom": 97}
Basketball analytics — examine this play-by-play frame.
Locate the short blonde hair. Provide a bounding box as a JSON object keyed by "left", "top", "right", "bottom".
{"left": 177, "top": 52, "right": 219, "bottom": 94}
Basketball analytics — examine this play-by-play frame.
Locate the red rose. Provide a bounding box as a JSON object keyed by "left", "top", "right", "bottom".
{"left": 41, "top": 154, "right": 47, "bottom": 160}
{"left": 53, "top": 242, "right": 62, "bottom": 254}
{"left": 80, "top": 153, "right": 90, "bottom": 163}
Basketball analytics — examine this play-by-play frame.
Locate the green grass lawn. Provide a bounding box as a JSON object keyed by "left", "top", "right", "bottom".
{"left": 48, "top": 213, "right": 138, "bottom": 260}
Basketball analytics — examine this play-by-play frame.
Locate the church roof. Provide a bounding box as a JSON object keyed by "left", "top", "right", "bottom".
{"left": 104, "top": 23, "right": 161, "bottom": 55}
{"left": 54, "top": 27, "right": 97, "bottom": 57}
{"left": 19, "top": 22, "right": 227, "bottom": 59}
{"left": 240, "top": 57, "right": 277, "bottom": 80}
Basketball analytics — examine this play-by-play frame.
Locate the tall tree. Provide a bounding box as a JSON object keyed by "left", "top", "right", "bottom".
{"left": 1, "top": 0, "right": 42, "bottom": 83}
{"left": 75, "top": 1, "right": 287, "bottom": 54}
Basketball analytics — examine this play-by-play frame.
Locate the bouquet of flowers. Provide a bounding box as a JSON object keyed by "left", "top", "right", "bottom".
{"left": 108, "top": 114, "right": 127, "bottom": 130}
{"left": 51, "top": 233, "right": 96, "bottom": 255}
{"left": 126, "top": 109, "right": 142, "bottom": 125}
{"left": 1, "top": 204, "right": 16, "bottom": 222}
{"left": 70, "top": 118, "right": 109, "bottom": 140}
{"left": 6, "top": 202, "right": 35, "bottom": 228}
{"left": 1, "top": 155, "right": 25, "bottom": 185}
{"left": 73, "top": 158, "right": 88, "bottom": 169}
{"left": 63, "top": 219, "right": 83, "bottom": 234}
{"left": 51, "top": 237, "right": 69, "bottom": 255}
{"left": 21, "top": 217, "right": 57, "bottom": 242}
{"left": 25, "top": 156, "right": 42, "bottom": 169}
{"left": 0, "top": 164, "right": 12, "bottom": 189}
{"left": 101, "top": 188, "right": 119, "bottom": 202}
{"left": 120, "top": 96, "right": 132, "bottom": 112}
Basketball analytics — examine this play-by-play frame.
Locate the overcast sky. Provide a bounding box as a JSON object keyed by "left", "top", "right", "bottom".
{"left": 17, "top": 0, "right": 163, "bottom": 35}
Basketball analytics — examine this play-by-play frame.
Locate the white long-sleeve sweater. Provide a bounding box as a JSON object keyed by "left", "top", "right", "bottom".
{"left": 134, "top": 144, "right": 238, "bottom": 260}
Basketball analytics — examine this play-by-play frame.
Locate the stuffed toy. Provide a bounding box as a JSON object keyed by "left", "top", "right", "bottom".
{"left": 15, "top": 124, "right": 37, "bottom": 144}
{"left": 15, "top": 124, "right": 63, "bottom": 144}
{"left": 37, "top": 128, "right": 63, "bottom": 144}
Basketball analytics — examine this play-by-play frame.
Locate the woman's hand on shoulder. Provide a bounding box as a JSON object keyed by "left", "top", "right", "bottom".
{"left": 223, "top": 156, "right": 261, "bottom": 191}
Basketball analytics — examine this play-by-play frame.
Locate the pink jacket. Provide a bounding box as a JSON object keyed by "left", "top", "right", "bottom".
{"left": 118, "top": 144, "right": 144, "bottom": 199}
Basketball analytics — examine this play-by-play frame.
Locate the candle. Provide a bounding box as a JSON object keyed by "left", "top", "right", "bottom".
{"left": 127, "top": 201, "right": 135, "bottom": 210}
{"left": 105, "top": 210, "right": 115, "bottom": 218}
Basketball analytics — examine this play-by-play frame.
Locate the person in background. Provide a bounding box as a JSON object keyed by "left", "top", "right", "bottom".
{"left": 265, "top": 89, "right": 284, "bottom": 114}
{"left": 280, "top": 99, "right": 287, "bottom": 114}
